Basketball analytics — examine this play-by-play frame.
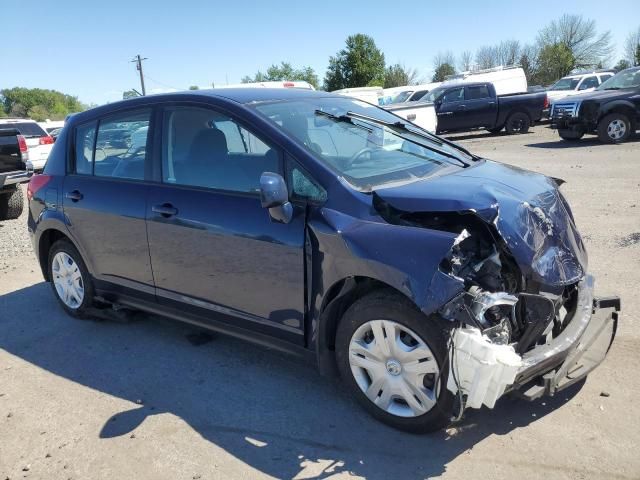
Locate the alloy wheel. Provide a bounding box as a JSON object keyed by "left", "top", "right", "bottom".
{"left": 607, "top": 119, "right": 627, "bottom": 140}
{"left": 348, "top": 320, "right": 440, "bottom": 418}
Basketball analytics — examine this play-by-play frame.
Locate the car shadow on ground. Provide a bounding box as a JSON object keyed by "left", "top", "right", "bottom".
{"left": 526, "top": 135, "right": 640, "bottom": 149}
{"left": 0, "top": 283, "right": 585, "bottom": 479}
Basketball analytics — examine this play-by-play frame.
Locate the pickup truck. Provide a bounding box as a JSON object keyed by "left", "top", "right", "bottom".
{"left": 422, "top": 82, "right": 547, "bottom": 134}
{"left": 550, "top": 66, "right": 640, "bottom": 144}
{"left": 0, "top": 129, "right": 33, "bottom": 220}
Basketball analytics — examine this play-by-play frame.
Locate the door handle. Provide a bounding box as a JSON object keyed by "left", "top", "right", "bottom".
{"left": 152, "top": 203, "right": 178, "bottom": 217}
{"left": 65, "top": 190, "right": 83, "bottom": 201}
{"left": 488, "top": 101, "right": 496, "bottom": 105}
{"left": 437, "top": 112, "right": 453, "bottom": 116}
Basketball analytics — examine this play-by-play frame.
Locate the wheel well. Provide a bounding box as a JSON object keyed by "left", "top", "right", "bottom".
{"left": 600, "top": 106, "right": 637, "bottom": 128}
{"left": 508, "top": 109, "right": 531, "bottom": 121}
{"left": 38, "top": 229, "right": 69, "bottom": 281}
{"left": 316, "top": 276, "right": 412, "bottom": 376}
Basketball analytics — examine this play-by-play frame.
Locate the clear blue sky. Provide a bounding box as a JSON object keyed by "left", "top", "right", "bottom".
{"left": 3, "top": 0, "right": 638, "bottom": 104}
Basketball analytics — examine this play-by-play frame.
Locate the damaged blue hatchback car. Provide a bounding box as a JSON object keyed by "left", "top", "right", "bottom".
{"left": 28, "top": 89, "right": 620, "bottom": 432}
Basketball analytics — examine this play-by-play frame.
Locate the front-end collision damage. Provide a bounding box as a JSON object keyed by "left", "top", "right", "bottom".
{"left": 369, "top": 161, "right": 619, "bottom": 414}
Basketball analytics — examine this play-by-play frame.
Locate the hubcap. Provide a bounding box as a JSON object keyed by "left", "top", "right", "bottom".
{"left": 607, "top": 119, "right": 626, "bottom": 140}
{"left": 52, "top": 252, "right": 84, "bottom": 309}
{"left": 348, "top": 320, "right": 440, "bottom": 418}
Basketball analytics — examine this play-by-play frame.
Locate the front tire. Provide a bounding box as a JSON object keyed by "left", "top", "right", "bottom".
{"left": 0, "top": 186, "right": 24, "bottom": 221}
{"left": 558, "top": 129, "right": 584, "bottom": 141}
{"left": 48, "top": 240, "right": 95, "bottom": 318}
{"left": 335, "top": 290, "right": 453, "bottom": 433}
{"left": 598, "top": 113, "right": 632, "bottom": 144}
{"left": 505, "top": 112, "right": 531, "bottom": 134}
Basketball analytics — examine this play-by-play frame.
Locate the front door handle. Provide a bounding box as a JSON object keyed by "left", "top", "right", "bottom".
{"left": 65, "top": 190, "right": 83, "bottom": 201}
{"left": 152, "top": 203, "right": 178, "bottom": 217}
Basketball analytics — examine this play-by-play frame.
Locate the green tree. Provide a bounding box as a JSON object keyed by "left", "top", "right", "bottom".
{"left": 383, "top": 64, "right": 420, "bottom": 88}
{"left": 323, "top": 34, "right": 385, "bottom": 90}
{"left": 614, "top": 59, "right": 630, "bottom": 71}
{"left": 242, "top": 62, "right": 319, "bottom": 89}
{"left": 1, "top": 88, "right": 85, "bottom": 120}
{"left": 432, "top": 63, "right": 455, "bottom": 82}
{"left": 188, "top": 85, "right": 199, "bottom": 90}
{"left": 538, "top": 14, "right": 612, "bottom": 69}
{"left": 535, "top": 43, "right": 575, "bottom": 85}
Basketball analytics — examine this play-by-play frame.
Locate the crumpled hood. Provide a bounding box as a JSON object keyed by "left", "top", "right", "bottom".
{"left": 373, "top": 160, "right": 587, "bottom": 287}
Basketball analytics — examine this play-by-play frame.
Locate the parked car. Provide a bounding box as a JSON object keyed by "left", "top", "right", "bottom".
{"left": 331, "top": 86, "right": 383, "bottom": 105}
{"left": 550, "top": 66, "right": 640, "bottom": 143}
{"left": 28, "top": 89, "right": 619, "bottom": 433}
{"left": 443, "top": 66, "right": 528, "bottom": 96}
{"left": 544, "top": 71, "right": 615, "bottom": 116}
{"left": 422, "top": 82, "right": 546, "bottom": 134}
{"left": 0, "top": 119, "right": 54, "bottom": 171}
{"left": 39, "top": 120, "right": 66, "bottom": 134}
{"left": 0, "top": 128, "right": 32, "bottom": 220}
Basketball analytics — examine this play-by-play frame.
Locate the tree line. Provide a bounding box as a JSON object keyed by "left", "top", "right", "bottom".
{"left": 0, "top": 88, "right": 87, "bottom": 121}
{"left": 242, "top": 16, "right": 640, "bottom": 91}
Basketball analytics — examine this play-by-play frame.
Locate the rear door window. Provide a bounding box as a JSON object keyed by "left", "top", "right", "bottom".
{"left": 465, "top": 85, "right": 491, "bottom": 100}
{"left": 578, "top": 76, "right": 599, "bottom": 90}
{"left": 93, "top": 110, "right": 150, "bottom": 180}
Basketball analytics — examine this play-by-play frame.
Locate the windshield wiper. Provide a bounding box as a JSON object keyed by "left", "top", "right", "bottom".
{"left": 314, "top": 110, "right": 372, "bottom": 133}
{"left": 343, "top": 111, "right": 475, "bottom": 165}
{"left": 602, "top": 87, "right": 621, "bottom": 90}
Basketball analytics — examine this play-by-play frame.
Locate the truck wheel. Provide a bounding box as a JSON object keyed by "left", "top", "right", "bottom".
{"left": 558, "top": 129, "right": 584, "bottom": 141}
{"left": 335, "top": 290, "right": 454, "bottom": 433}
{"left": 505, "top": 112, "right": 531, "bottom": 134}
{"left": 0, "top": 186, "right": 24, "bottom": 221}
{"left": 597, "top": 113, "right": 631, "bottom": 144}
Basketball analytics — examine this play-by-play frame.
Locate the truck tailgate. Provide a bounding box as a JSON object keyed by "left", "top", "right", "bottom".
{"left": 0, "top": 129, "right": 26, "bottom": 174}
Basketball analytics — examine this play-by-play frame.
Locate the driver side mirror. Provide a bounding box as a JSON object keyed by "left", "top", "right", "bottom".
{"left": 259, "top": 172, "right": 293, "bottom": 224}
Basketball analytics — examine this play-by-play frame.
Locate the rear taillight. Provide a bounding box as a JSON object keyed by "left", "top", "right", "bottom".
{"left": 543, "top": 95, "right": 550, "bottom": 109}
{"left": 39, "top": 136, "right": 54, "bottom": 145}
{"left": 27, "top": 174, "right": 52, "bottom": 201}
{"left": 283, "top": 82, "right": 295, "bottom": 88}
{"left": 17, "top": 134, "right": 28, "bottom": 153}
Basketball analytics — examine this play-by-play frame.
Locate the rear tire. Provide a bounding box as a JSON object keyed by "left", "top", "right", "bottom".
{"left": 0, "top": 186, "right": 24, "bottom": 221}
{"left": 558, "top": 129, "right": 584, "bottom": 141}
{"left": 505, "top": 112, "right": 531, "bottom": 134}
{"left": 48, "top": 239, "right": 95, "bottom": 319}
{"left": 597, "top": 113, "right": 631, "bottom": 144}
{"left": 335, "top": 290, "right": 454, "bottom": 433}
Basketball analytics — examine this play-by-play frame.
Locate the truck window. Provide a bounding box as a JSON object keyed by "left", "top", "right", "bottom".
{"left": 465, "top": 85, "right": 491, "bottom": 100}
{"left": 579, "top": 76, "right": 598, "bottom": 90}
{"left": 442, "top": 88, "right": 464, "bottom": 103}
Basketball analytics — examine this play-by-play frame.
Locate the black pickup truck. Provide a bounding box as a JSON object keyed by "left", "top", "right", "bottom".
{"left": 0, "top": 128, "right": 32, "bottom": 220}
{"left": 551, "top": 66, "right": 640, "bottom": 144}
{"left": 423, "top": 82, "right": 547, "bottom": 134}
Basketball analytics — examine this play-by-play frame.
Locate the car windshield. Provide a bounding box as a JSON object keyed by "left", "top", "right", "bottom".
{"left": 596, "top": 68, "right": 640, "bottom": 90}
{"left": 389, "top": 91, "right": 413, "bottom": 104}
{"left": 549, "top": 78, "right": 580, "bottom": 91}
{"left": 252, "top": 96, "right": 472, "bottom": 191}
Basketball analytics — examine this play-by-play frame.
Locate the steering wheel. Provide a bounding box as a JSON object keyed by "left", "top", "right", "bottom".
{"left": 346, "top": 147, "right": 375, "bottom": 168}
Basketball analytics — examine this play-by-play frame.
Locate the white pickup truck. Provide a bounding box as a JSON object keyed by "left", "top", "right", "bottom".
{"left": 383, "top": 101, "right": 438, "bottom": 133}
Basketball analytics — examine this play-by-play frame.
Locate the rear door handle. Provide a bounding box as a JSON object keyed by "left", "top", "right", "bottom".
{"left": 152, "top": 203, "right": 178, "bottom": 217}
{"left": 65, "top": 190, "right": 83, "bottom": 201}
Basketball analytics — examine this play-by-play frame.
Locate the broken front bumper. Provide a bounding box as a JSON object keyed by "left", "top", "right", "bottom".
{"left": 512, "top": 275, "right": 619, "bottom": 399}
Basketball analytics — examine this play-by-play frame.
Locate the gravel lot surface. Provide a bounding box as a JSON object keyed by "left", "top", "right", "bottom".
{"left": 1, "top": 125, "right": 639, "bottom": 479}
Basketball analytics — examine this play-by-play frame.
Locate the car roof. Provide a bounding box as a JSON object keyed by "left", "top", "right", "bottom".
{"left": 0, "top": 118, "right": 39, "bottom": 123}
{"left": 68, "top": 88, "right": 339, "bottom": 125}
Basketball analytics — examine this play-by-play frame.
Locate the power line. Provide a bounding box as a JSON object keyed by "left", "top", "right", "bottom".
{"left": 130, "top": 55, "right": 148, "bottom": 96}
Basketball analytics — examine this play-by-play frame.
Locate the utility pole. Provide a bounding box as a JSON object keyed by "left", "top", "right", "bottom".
{"left": 131, "top": 55, "right": 148, "bottom": 96}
